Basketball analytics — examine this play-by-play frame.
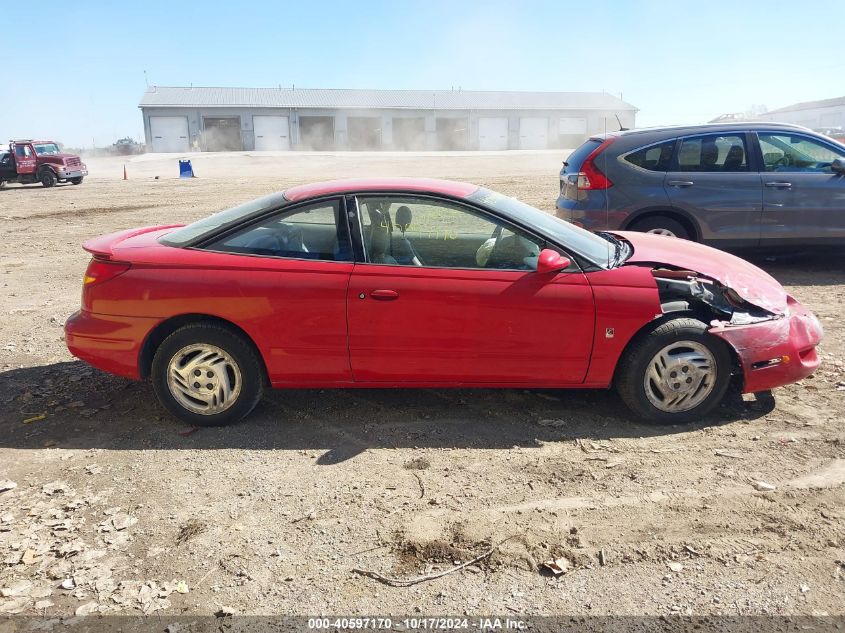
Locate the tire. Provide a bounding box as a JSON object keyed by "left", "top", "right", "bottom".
{"left": 615, "top": 317, "right": 731, "bottom": 424}
{"left": 629, "top": 215, "right": 691, "bottom": 240}
{"left": 39, "top": 169, "right": 57, "bottom": 188}
{"left": 70, "top": 177, "right": 83, "bottom": 185}
{"left": 0, "top": 180, "right": 6, "bottom": 190}
{"left": 151, "top": 323, "right": 264, "bottom": 426}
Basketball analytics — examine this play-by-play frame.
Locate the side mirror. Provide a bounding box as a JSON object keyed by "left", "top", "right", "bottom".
{"left": 832, "top": 158, "right": 845, "bottom": 175}
{"left": 535, "top": 249, "right": 571, "bottom": 274}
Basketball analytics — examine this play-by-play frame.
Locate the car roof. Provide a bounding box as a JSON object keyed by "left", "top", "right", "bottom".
{"left": 593, "top": 121, "right": 812, "bottom": 141}
{"left": 284, "top": 177, "right": 480, "bottom": 202}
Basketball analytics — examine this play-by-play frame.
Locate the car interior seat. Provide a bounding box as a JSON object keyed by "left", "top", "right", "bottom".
{"left": 723, "top": 144, "right": 745, "bottom": 171}
{"left": 393, "top": 205, "right": 422, "bottom": 266}
{"left": 700, "top": 140, "right": 720, "bottom": 172}
{"left": 368, "top": 209, "right": 397, "bottom": 264}
{"left": 243, "top": 232, "right": 283, "bottom": 256}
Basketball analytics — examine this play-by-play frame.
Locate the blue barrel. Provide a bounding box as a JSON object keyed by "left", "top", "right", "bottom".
{"left": 179, "top": 159, "right": 194, "bottom": 178}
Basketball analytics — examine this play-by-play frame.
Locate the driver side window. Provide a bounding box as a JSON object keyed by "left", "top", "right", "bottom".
{"left": 357, "top": 196, "right": 544, "bottom": 270}
{"left": 759, "top": 133, "right": 845, "bottom": 173}
{"left": 204, "top": 199, "right": 351, "bottom": 261}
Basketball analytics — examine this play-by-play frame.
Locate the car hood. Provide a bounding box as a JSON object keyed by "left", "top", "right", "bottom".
{"left": 614, "top": 231, "right": 787, "bottom": 314}
{"left": 40, "top": 153, "right": 82, "bottom": 163}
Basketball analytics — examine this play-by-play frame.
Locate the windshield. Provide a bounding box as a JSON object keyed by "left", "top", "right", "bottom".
{"left": 160, "top": 192, "right": 288, "bottom": 246}
{"left": 467, "top": 188, "right": 615, "bottom": 267}
{"left": 33, "top": 143, "right": 61, "bottom": 155}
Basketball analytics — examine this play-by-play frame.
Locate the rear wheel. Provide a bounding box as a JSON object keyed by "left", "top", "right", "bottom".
{"left": 40, "top": 169, "right": 57, "bottom": 188}
{"left": 151, "top": 323, "right": 264, "bottom": 426}
{"left": 615, "top": 318, "right": 731, "bottom": 424}
{"left": 629, "top": 215, "right": 690, "bottom": 240}
{"left": 70, "top": 177, "right": 83, "bottom": 185}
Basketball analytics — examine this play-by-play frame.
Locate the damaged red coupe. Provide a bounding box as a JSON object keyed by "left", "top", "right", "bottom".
{"left": 64, "top": 178, "right": 822, "bottom": 426}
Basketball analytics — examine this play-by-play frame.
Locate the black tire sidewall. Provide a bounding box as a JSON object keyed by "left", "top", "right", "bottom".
{"left": 151, "top": 324, "right": 263, "bottom": 426}
{"left": 617, "top": 319, "right": 731, "bottom": 424}
{"left": 631, "top": 216, "right": 690, "bottom": 240}
{"left": 71, "top": 177, "right": 83, "bottom": 185}
{"left": 40, "top": 170, "right": 56, "bottom": 187}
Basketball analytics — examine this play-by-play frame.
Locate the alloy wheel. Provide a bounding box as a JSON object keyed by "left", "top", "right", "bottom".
{"left": 166, "top": 344, "right": 242, "bottom": 415}
{"left": 643, "top": 340, "right": 716, "bottom": 413}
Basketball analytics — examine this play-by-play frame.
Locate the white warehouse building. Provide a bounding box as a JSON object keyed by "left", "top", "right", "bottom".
{"left": 139, "top": 86, "right": 637, "bottom": 153}
{"left": 759, "top": 96, "right": 845, "bottom": 130}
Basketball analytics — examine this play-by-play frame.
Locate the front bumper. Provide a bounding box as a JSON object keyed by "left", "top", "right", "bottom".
{"left": 64, "top": 309, "right": 159, "bottom": 380}
{"left": 710, "top": 296, "right": 823, "bottom": 394}
{"left": 59, "top": 168, "right": 87, "bottom": 179}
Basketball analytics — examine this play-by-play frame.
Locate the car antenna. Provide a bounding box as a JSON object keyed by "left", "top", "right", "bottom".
{"left": 604, "top": 117, "right": 611, "bottom": 264}
{"left": 616, "top": 114, "right": 628, "bottom": 132}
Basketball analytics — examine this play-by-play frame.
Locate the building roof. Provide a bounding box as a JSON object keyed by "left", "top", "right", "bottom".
{"left": 139, "top": 86, "right": 638, "bottom": 112}
{"left": 766, "top": 96, "right": 845, "bottom": 115}
{"left": 284, "top": 177, "right": 479, "bottom": 202}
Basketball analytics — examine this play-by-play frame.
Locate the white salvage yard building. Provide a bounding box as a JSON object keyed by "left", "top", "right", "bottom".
{"left": 139, "top": 86, "right": 637, "bottom": 153}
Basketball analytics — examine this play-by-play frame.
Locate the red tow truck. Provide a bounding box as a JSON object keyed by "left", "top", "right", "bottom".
{"left": 0, "top": 140, "right": 87, "bottom": 188}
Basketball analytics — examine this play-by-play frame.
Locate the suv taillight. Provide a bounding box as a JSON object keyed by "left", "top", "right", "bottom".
{"left": 576, "top": 137, "right": 616, "bottom": 190}
{"left": 83, "top": 258, "right": 131, "bottom": 286}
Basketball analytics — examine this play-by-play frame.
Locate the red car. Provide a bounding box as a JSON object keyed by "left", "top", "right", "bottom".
{"left": 64, "top": 178, "right": 822, "bottom": 426}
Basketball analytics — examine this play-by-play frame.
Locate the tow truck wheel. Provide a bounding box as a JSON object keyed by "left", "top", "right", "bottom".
{"left": 70, "top": 177, "right": 83, "bottom": 185}
{"left": 40, "top": 170, "right": 57, "bottom": 188}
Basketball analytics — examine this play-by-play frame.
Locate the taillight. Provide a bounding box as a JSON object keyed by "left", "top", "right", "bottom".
{"left": 83, "top": 258, "right": 131, "bottom": 286}
{"left": 577, "top": 137, "right": 616, "bottom": 190}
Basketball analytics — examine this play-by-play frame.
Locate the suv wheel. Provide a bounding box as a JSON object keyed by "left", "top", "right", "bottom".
{"left": 629, "top": 215, "right": 690, "bottom": 240}
{"left": 615, "top": 317, "right": 731, "bottom": 424}
{"left": 151, "top": 323, "right": 264, "bottom": 426}
{"left": 40, "top": 169, "right": 57, "bottom": 188}
{"left": 70, "top": 177, "right": 83, "bottom": 185}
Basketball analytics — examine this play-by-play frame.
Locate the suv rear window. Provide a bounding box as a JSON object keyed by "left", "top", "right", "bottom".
{"left": 624, "top": 140, "right": 675, "bottom": 171}
{"left": 562, "top": 138, "right": 601, "bottom": 173}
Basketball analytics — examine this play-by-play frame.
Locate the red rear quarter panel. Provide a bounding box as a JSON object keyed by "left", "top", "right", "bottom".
{"left": 82, "top": 231, "right": 354, "bottom": 384}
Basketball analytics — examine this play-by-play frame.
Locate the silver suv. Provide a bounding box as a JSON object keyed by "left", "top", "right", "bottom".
{"left": 555, "top": 122, "right": 845, "bottom": 248}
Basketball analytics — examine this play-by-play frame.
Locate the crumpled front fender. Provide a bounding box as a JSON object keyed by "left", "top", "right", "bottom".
{"left": 709, "top": 296, "right": 823, "bottom": 394}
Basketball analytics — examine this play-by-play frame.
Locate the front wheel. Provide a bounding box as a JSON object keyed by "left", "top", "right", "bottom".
{"left": 615, "top": 318, "right": 731, "bottom": 424}
{"left": 70, "top": 177, "right": 83, "bottom": 185}
{"left": 151, "top": 323, "right": 264, "bottom": 426}
{"left": 40, "top": 169, "right": 57, "bottom": 188}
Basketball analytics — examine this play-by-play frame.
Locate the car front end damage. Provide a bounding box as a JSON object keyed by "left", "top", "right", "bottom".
{"left": 613, "top": 230, "right": 823, "bottom": 395}
{"left": 650, "top": 267, "right": 823, "bottom": 394}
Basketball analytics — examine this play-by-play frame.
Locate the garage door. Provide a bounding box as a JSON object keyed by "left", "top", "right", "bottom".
{"left": 519, "top": 117, "right": 548, "bottom": 150}
{"left": 478, "top": 117, "right": 508, "bottom": 151}
{"left": 149, "top": 116, "right": 189, "bottom": 153}
{"left": 253, "top": 116, "right": 290, "bottom": 151}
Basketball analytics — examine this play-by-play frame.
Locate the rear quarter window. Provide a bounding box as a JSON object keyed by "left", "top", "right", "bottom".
{"left": 562, "top": 139, "right": 601, "bottom": 173}
{"left": 624, "top": 140, "right": 675, "bottom": 171}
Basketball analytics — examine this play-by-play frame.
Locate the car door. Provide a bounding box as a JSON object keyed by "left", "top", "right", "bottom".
{"left": 13, "top": 143, "right": 37, "bottom": 175}
{"left": 755, "top": 131, "right": 845, "bottom": 242}
{"left": 663, "top": 132, "right": 762, "bottom": 246}
{"left": 346, "top": 194, "right": 595, "bottom": 385}
{"left": 199, "top": 197, "right": 355, "bottom": 385}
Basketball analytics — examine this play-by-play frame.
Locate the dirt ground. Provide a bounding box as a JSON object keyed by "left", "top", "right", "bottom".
{"left": 0, "top": 151, "right": 843, "bottom": 619}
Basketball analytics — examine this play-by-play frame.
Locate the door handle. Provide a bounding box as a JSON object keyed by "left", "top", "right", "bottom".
{"left": 667, "top": 180, "right": 694, "bottom": 187}
{"left": 765, "top": 181, "right": 792, "bottom": 188}
{"left": 369, "top": 289, "right": 399, "bottom": 300}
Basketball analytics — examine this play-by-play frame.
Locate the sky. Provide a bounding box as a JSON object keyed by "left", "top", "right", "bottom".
{"left": 1, "top": 0, "right": 842, "bottom": 148}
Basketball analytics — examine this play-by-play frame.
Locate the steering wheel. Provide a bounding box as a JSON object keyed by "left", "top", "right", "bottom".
{"left": 774, "top": 153, "right": 794, "bottom": 168}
